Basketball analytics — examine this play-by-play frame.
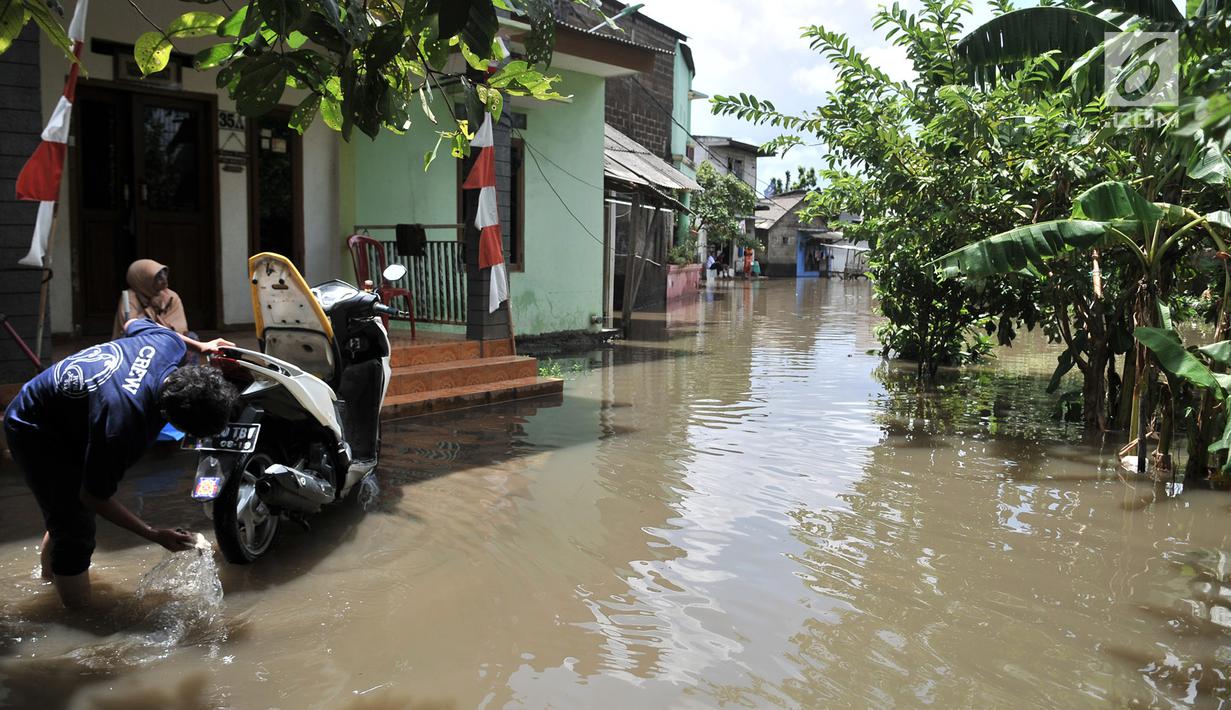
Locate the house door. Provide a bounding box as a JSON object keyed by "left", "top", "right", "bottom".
{"left": 74, "top": 86, "right": 216, "bottom": 335}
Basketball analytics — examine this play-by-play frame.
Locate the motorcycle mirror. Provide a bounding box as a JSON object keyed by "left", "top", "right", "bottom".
{"left": 382, "top": 263, "right": 408, "bottom": 283}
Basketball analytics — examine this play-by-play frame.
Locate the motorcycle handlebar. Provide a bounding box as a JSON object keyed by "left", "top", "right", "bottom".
{"left": 373, "top": 302, "right": 410, "bottom": 319}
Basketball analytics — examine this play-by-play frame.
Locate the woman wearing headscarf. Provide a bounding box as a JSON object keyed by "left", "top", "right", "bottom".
{"left": 111, "top": 259, "right": 189, "bottom": 339}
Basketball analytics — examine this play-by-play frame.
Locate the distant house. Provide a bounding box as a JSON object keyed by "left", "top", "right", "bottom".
{"left": 693, "top": 136, "right": 769, "bottom": 192}
{"left": 758, "top": 191, "right": 863, "bottom": 278}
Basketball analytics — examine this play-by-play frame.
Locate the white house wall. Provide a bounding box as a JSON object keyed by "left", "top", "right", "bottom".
{"left": 38, "top": 0, "right": 340, "bottom": 333}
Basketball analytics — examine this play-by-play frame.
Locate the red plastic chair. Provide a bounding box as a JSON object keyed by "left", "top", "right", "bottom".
{"left": 347, "top": 234, "right": 415, "bottom": 338}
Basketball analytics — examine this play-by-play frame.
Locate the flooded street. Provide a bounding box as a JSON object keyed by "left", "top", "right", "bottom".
{"left": 2, "top": 278, "right": 1231, "bottom": 708}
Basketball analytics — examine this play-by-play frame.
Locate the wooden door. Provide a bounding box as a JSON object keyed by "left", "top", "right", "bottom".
{"left": 132, "top": 93, "right": 215, "bottom": 331}
{"left": 73, "top": 87, "right": 216, "bottom": 335}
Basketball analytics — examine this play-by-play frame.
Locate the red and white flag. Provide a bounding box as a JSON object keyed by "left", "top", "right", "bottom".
{"left": 462, "top": 113, "right": 508, "bottom": 313}
{"left": 15, "top": 0, "right": 88, "bottom": 268}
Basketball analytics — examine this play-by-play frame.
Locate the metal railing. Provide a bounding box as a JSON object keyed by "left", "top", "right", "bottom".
{"left": 382, "top": 240, "right": 467, "bottom": 326}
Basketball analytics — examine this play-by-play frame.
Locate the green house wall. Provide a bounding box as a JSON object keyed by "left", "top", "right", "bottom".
{"left": 342, "top": 69, "right": 606, "bottom": 336}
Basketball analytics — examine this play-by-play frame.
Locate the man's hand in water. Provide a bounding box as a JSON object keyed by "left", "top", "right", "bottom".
{"left": 150, "top": 528, "right": 196, "bottom": 552}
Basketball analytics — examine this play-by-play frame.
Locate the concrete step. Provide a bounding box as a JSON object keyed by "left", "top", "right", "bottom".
{"left": 381, "top": 376, "right": 564, "bottom": 419}
{"left": 388, "top": 337, "right": 513, "bottom": 367}
{"left": 387, "top": 355, "right": 538, "bottom": 396}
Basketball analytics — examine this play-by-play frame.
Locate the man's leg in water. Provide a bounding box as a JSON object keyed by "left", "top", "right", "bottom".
{"left": 8, "top": 426, "right": 96, "bottom": 607}
{"left": 39, "top": 532, "right": 92, "bottom": 607}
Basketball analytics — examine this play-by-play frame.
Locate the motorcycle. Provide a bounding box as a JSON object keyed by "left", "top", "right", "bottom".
{"left": 184, "top": 252, "right": 409, "bottom": 563}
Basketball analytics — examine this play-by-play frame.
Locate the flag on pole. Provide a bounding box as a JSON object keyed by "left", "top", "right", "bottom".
{"left": 15, "top": 0, "right": 89, "bottom": 268}
{"left": 462, "top": 113, "right": 508, "bottom": 313}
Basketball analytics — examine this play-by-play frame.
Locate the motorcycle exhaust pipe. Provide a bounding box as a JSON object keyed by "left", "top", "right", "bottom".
{"left": 256, "top": 464, "right": 336, "bottom": 513}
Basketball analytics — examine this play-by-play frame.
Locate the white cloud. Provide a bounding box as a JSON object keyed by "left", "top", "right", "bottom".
{"left": 790, "top": 64, "right": 838, "bottom": 97}
{"left": 864, "top": 44, "right": 916, "bottom": 84}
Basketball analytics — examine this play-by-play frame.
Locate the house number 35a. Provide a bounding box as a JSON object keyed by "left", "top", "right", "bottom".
{"left": 218, "top": 111, "right": 247, "bottom": 130}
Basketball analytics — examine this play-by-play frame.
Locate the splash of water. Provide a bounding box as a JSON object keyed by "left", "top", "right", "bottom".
{"left": 66, "top": 533, "right": 227, "bottom": 669}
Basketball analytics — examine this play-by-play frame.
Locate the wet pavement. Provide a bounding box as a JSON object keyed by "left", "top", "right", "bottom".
{"left": 1, "top": 278, "right": 1230, "bottom": 708}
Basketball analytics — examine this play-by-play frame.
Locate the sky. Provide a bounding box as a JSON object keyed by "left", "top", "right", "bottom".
{"left": 634, "top": 0, "right": 996, "bottom": 195}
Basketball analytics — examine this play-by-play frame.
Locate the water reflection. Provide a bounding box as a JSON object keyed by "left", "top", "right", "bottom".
{"left": 0, "top": 279, "right": 1228, "bottom": 707}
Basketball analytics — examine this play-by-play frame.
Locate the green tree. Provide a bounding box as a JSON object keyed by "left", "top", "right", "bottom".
{"left": 713, "top": 1, "right": 1107, "bottom": 377}
{"left": 693, "top": 161, "right": 758, "bottom": 248}
{"left": 0, "top": 1, "right": 612, "bottom": 150}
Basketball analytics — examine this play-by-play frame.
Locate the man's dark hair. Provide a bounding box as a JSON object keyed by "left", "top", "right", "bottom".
{"left": 158, "top": 365, "right": 239, "bottom": 437}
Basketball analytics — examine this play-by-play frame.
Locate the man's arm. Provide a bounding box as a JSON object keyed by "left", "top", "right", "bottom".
{"left": 78, "top": 490, "right": 195, "bottom": 552}
{"left": 121, "top": 318, "right": 233, "bottom": 354}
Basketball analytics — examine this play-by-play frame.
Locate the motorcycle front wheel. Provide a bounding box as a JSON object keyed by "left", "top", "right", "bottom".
{"left": 214, "top": 451, "right": 280, "bottom": 564}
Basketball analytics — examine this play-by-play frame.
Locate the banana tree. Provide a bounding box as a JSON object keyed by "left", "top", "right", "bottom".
{"left": 1135, "top": 323, "right": 1231, "bottom": 480}
{"left": 934, "top": 180, "right": 1231, "bottom": 470}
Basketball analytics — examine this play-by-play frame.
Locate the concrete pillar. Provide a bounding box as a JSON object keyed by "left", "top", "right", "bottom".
{"left": 462, "top": 188, "right": 510, "bottom": 341}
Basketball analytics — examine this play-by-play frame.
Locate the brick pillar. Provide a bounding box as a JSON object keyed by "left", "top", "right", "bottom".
{"left": 462, "top": 175, "right": 510, "bottom": 341}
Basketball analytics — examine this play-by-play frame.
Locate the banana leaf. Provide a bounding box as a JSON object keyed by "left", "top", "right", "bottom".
{"left": 1187, "top": 138, "right": 1231, "bottom": 186}
{"left": 1072, "top": 181, "right": 1162, "bottom": 224}
{"left": 959, "top": 7, "right": 1120, "bottom": 66}
{"left": 1198, "top": 339, "right": 1231, "bottom": 365}
{"left": 1134, "top": 326, "right": 1223, "bottom": 395}
{"left": 1206, "top": 210, "right": 1231, "bottom": 231}
{"left": 1080, "top": 0, "right": 1184, "bottom": 23}
{"left": 933, "top": 220, "right": 1109, "bottom": 278}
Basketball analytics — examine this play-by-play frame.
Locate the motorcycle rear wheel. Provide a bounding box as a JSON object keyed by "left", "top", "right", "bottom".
{"left": 214, "top": 451, "right": 280, "bottom": 563}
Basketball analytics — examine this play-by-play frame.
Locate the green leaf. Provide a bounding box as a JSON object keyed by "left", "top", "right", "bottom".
{"left": 438, "top": 0, "right": 473, "bottom": 38}
{"left": 363, "top": 22, "right": 404, "bottom": 71}
{"left": 1187, "top": 139, "right": 1231, "bottom": 186}
{"left": 193, "top": 43, "right": 235, "bottom": 70}
{"left": 1072, "top": 181, "right": 1162, "bottom": 224}
{"left": 1206, "top": 210, "right": 1231, "bottom": 231}
{"left": 1083, "top": 0, "right": 1183, "bottom": 23}
{"left": 22, "top": 0, "right": 73, "bottom": 60}
{"left": 458, "top": 40, "right": 488, "bottom": 71}
{"left": 134, "top": 31, "right": 173, "bottom": 76}
{"left": 252, "top": 0, "right": 302, "bottom": 35}
{"left": 1208, "top": 415, "right": 1231, "bottom": 456}
{"left": 289, "top": 94, "right": 320, "bottom": 134}
{"left": 418, "top": 84, "right": 436, "bottom": 124}
{"left": 1156, "top": 298, "right": 1173, "bottom": 330}
{"left": 283, "top": 48, "right": 333, "bottom": 91}
{"left": 1198, "top": 340, "right": 1231, "bottom": 366}
{"left": 320, "top": 96, "right": 342, "bottom": 130}
{"left": 234, "top": 54, "right": 287, "bottom": 115}
{"left": 168, "top": 11, "right": 226, "bottom": 39}
{"left": 461, "top": 0, "right": 498, "bottom": 61}
{"left": 0, "top": 0, "right": 26, "bottom": 55}
{"left": 1134, "top": 326, "right": 1221, "bottom": 394}
{"left": 299, "top": 12, "right": 346, "bottom": 53}
{"left": 488, "top": 60, "right": 532, "bottom": 88}
{"left": 424, "top": 133, "right": 444, "bottom": 171}
{"left": 218, "top": 5, "right": 247, "bottom": 37}
{"left": 958, "top": 7, "right": 1118, "bottom": 85}
{"left": 932, "top": 220, "right": 1110, "bottom": 278}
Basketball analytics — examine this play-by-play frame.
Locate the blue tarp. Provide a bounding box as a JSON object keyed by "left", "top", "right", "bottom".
{"left": 158, "top": 423, "right": 185, "bottom": 442}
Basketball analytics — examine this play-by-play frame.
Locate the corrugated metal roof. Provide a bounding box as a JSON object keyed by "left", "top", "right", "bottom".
{"left": 604, "top": 124, "right": 701, "bottom": 193}
{"left": 557, "top": 21, "right": 675, "bottom": 55}
{"left": 755, "top": 193, "right": 806, "bottom": 230}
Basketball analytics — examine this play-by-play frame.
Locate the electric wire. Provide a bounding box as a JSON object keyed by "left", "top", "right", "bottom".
{"left": 515, "top": 128, "right": 607, "bottom": 249}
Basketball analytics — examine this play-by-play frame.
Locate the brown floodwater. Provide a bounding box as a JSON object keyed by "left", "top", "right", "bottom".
{"left": 2, "top": 278, "right": 1231, "bottom": 708}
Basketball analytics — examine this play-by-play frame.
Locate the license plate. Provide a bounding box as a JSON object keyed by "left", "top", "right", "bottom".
{"left": 192, "top": 476, "right": 223, "bottom": 500}
{"left": 182, "top": 423, "right": 261, "bottom": 453}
